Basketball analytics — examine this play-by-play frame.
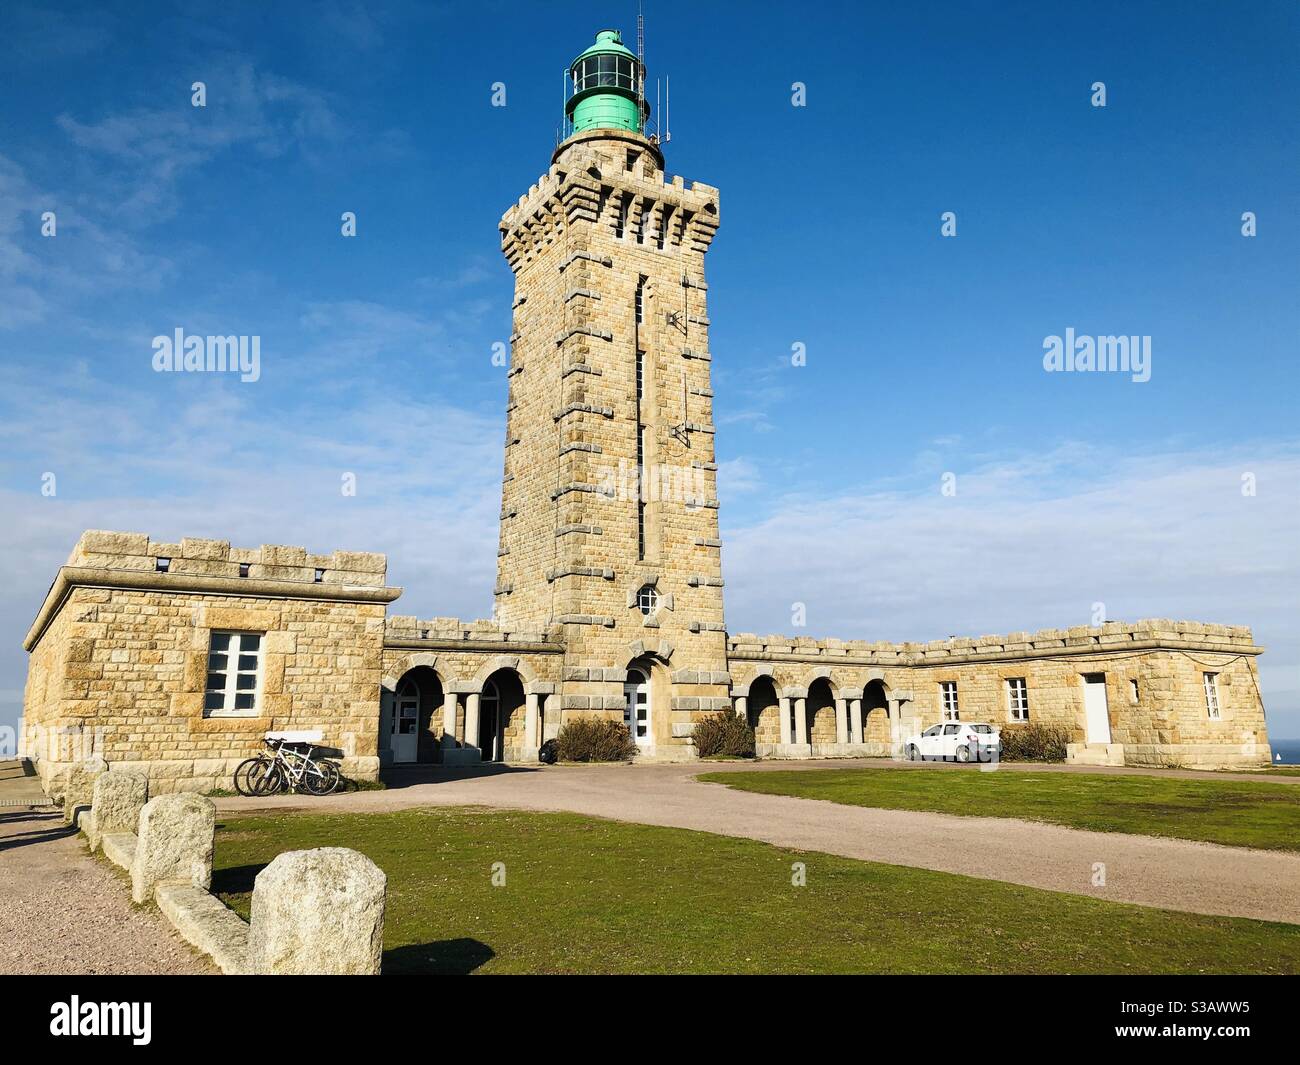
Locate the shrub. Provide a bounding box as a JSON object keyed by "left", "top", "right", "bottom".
{"left": 998, "top": 722, "right": 1071, "bottom": 762}
{"left": 692, "top": 711, "right": 756, "bottom": 759}
{"left": 555, "top": 717, "right": 637, "bottom": 763}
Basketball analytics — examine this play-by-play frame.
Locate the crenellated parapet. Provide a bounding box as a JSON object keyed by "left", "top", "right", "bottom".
{"left": 385, "top": 615, "right": 564, "bottom": 651}
{"left": 66, "top": 530, "right": 388, "bottom": 588}
{"left": 499, "top": 130, "right": 720, "bottom": 273}
{"left": 727, "top": 620, "right": 1262, "bottom": 667}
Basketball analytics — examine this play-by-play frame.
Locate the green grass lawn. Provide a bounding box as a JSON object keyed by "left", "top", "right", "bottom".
{"left": 214, "top": 807, "right": 1300, "bottom": 974}
{"left": 698, "top": 767, "right": 1300, "bottom": 851}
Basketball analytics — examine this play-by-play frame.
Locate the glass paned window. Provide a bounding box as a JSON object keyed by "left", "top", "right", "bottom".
{"left": 1203, "top": 672, "right": 1221, "bottom": 719}
{"left": 1007, "top": 677, "right": 1029, "bottom": 721}
{"left": 636, "top": 584, "right": 659, "bottom": 616}
{"left": 204, "top": 631, "right": 263, "bottom": 716}
{"left": 940, "top": 681, "right": 959, "bottom": 720}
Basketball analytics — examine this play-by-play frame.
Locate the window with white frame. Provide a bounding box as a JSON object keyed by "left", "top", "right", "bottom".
{"left": 1203, "top": 672, "right": 1221, "bottom": 720}
{"left": 636, "top": 583, "right": 659, "bottom": 616}
{"left": 204, "top": 631, "right": 263, "bottom": 716}
{"left": 940, "top": 681, "right": 959, "bottom": 720}
{"left": 1006, "top": 677, "right": 1030, "bottom": 721}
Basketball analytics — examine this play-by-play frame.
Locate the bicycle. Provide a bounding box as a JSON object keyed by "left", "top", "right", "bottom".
{"left": 233, "top": 737, "right": 340, "bottom": 796}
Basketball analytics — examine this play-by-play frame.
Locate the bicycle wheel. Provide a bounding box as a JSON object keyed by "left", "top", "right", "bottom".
{"left": 233, "top": 757, "right": 269, "bottom": 796}
{"left": 301, "top": 759, "right": 340, "bottom": 796}
{"left": 250, "top": 761, "right": 286, "bottom": 796}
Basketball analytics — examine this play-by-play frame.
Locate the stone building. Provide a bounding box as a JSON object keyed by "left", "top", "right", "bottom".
{"left": 20, "top": 29, "right": 1272, "bottom": 792}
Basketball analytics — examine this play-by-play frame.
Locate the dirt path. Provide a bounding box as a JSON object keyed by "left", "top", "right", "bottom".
{"left": 0, "top": 810, "right": 215, "bottom": 975}
{"left": 216, "top": 760, "right": 1300, "bottom": 925}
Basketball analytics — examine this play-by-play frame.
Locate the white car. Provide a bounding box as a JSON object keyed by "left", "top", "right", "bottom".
{"left": 903, "top": 721, "right": 1001, "bottom": 763}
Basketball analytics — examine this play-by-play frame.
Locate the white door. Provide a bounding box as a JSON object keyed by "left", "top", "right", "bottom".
{"left": 624, "top": 669, "right": 651, "bottom": 749}
{"left": 391, "top": 681, "right": 420, "bottom": 763}
{"left": 940, "top": 722, "right": 961, "bottom": 759}
{"left": 919, "top": 724, "right": 943, "bottom": 758}
{"left": 1082, "top": 674, "right": 1112, "bottom": 744}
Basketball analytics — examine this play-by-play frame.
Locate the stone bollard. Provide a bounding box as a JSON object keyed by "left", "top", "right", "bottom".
{"left": 62, "top": 756, "right": 107, "bottom": 825}
{"left": 130, "top": 794, "right": 215, "bottom": 905}
{"left": 247, "top": 848, "right": 386, "bottom": 975}
{"left": 85, "top": 771, "right": 148, "bottom": 852}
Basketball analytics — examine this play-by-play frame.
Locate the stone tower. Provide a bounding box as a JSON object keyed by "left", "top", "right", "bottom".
{"left": 496, "top": 28, "right": 729, "bottom": 757}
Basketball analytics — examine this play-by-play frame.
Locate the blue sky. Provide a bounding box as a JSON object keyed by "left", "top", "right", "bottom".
{"left": 1, "top": 1, "right": 1297, "bottom": 739}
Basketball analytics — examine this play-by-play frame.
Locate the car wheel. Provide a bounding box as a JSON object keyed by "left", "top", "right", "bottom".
{"left": 955, "top": 744, "right": 971, "bottom": 763}
{"left": 905, "top": 744, "right": 918, "bottom": 762}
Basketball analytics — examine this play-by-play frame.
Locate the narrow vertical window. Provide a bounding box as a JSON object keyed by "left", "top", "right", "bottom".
{"left": 1006, "top": 678, "right": 1029, "bottom": 721}
{"left": 940, "top": 681, "right": 959, "bottom": 721}
{"left": 615, "top": 192, "right": 631, "bottom": 239}
{"left": 1203, "top": 672, "right": 1221, "bottom": 719}
{"left": 634, "top": 274, "right": 648, "bottom": 560}
{"left": 636, "top": 424, "right": 646, "bottom": 560}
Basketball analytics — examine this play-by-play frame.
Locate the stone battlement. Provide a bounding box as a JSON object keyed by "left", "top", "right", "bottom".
{"left": 499, "top": 131, "right": 720, "bottom": 271}
{"left": 67, "top": 530, "right": 388, "bottom": 589}
{"left": 385, "top": 615, "right": 562, "bottom": 648}
{"left": 728, "top": 619, "right": 1260, "bottom": 664}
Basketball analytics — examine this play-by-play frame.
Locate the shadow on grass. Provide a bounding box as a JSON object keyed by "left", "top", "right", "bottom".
{"left": 383, "top": 938, "right": 495, "bottom": 975}
{"left": 211, "top": 862, "right": 268, "bottom": 897}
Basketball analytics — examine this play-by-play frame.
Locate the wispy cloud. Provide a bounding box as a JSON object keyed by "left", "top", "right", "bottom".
{"left": 54, "top": 55, "right": 345, "bottom": 222}
{"left": 721, "top": 442, "right": 1300, "bottom": 733}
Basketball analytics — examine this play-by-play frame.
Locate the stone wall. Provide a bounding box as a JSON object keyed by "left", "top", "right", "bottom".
{"left": 496, "top": 129, "right": 728, "bottom": 757}
{"left": 23, "top": 531, "right": 401, "bottom": 793}
{"left": 381, "top": 615, "right": 564, "bottom": 762}
{"left": 726, "top": 620, "right": 1270, "bottom": 768}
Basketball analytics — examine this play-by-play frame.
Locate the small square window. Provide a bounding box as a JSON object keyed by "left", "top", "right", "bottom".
{"left": 155, "top": 557, "right": 171, "bottom": 573}
{"left": 239, "top": 562, "right": 250, "bottom": 577}
{"left": 314, "top": 568, "right": 325, "bottom": 583}
{"left": 1129, "top": 679, "right": 1140, "bottom": 703}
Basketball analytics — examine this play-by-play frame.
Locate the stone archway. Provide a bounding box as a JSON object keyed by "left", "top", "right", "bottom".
{"left": 478, "top": 668, "right": 526, "bottom": 763}
{"left": 807, "top": 677, "right": 837, "bottom": 745}
{"left": 746, "top": 675, "right": 781, "bottom": 745}
{"left": 863, "top": 679, "right": 891, "bottom": 748}
{"left": 624, "top": 653, "right": 671, "bottom": 753}
{"left": 383, "top": 664, "right": 443, "bottom": 765}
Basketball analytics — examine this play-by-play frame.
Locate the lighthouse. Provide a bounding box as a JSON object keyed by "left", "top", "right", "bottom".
{"left": 495, "top": 28, "right": 727, "bottom": 759}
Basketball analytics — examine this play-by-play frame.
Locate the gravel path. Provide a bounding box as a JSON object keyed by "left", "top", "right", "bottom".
{"left": 0, "top": 810, "right": 215, "bottom": 975}
{"left": 216, "top": 759, "right": 1300, "bottom": 925}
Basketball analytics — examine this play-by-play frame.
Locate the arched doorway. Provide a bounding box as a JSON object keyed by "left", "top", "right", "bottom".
{"left": 807, "top": 678, "right": 837, "bottom": 745}
{"left": 480, "top": 670, "right": 525, "bottom": 763}
{"left": 863, "top": 679, "right": 891, "bottom": 747}
{"left": 624, "top": 665, "right": 651, "bottom": 749}
{"left": 383, "top": 666, "right": 442, "bottom": 764}
{"left": 747, "top": 675, "right": 780, "bottom": 745}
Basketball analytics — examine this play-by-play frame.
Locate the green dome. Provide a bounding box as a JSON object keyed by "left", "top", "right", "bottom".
{"left": 566, "top": 29, "right": 648, "bottom": 135}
